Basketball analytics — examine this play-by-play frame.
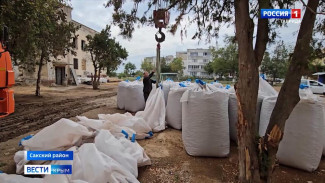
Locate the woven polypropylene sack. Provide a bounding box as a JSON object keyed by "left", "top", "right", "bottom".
{"left": 166, "top": 87, "right": 188, "bottom": 130}
{"left": 277, "top": 99, "right": 325, "bottom": 172}
{"left": 117, "top": 81, "right": 128, "bottom": 109}
{"left": 258, "top": 96, "right": 277, "bottom": 136}
{"left": 124, "top": 81, "right": 145, "bottom": 112}
{"left": 181, "top": 90, "right": 230, "bottom": 157}
{"left": 228, "top": 94, "right": 263, "bottom": 142}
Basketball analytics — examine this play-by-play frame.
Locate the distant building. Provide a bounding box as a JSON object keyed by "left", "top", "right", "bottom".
{"left": 144, "top": 55, "right": 174, "bottom": 67}
{"left": 17, "top": 6, "right": 100, "bottom": 86}
{"left": 144, "top": 49, "right": 214, "bottom": 78}
{"left": 178, "top": 48, "right": 213, "bottom": 77}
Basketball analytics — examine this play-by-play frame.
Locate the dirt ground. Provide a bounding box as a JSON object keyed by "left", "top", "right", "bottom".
{"left": 0, "top": 83, "right": 324, "bottom": 182}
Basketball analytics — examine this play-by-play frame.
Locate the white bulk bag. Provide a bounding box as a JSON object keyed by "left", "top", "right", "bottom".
{"left": 124, "top": 81, "right": 145, "bottom": 112}
{"left": 181, "top": 90, "right": 230, "bottom": 157}
{"left": 162, "top": 80, "right": 175, "bottom": 106}
{"left": 22, "top": 118, "right": 93, "bottom": 151}
{"left": 94, "top": 130, "right": 138, "bottom": 177}
{"left": 258, "top": 77, "right": 278, "bottom": 97}
{"left": 117, "top": 81, "right": 128, "bottom": 109}
{"left": 136, "top": 87, "right": 166, "bottom": 132}
{"left": 258, "top": 96, "right": 277, "bottom": 136}
{"left": 277, "top": 98, "right": 325, "bottom": 172}
{"left": 229, "top": 94, "right": 263, "bottom": 142}
{"left": 0, "top": 173, "right": 43, "bottom": 183}
{"left": 166, "top": 87, "right": 188, "bottom": 129}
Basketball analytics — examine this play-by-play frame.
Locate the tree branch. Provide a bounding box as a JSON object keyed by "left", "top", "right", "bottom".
{"left": 299, "top": 0, "right": 325, "bottom": 15}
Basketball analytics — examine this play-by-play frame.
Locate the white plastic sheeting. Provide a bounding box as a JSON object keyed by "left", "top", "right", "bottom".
{"left": 166, "top": 87, "right": 188, "bottom": 129}
{"left": 136, "top": 87, "right": 166, "bottom": 132}
{"left": 22, "top": 118, "right": 93, "bottom": 151}
{"left": 181, "top": 90, "right": 230, "bottom": 157}
{"left": 276, "top": 97, "right": 325, "bottom": 172}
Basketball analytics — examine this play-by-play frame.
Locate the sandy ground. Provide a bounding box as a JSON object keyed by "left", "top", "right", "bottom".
{"left": 0, "top": 83, "right": 324, "bottom": 182}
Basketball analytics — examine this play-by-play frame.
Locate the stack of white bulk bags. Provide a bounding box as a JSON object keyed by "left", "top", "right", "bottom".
{"left": 124, "top": 81, "right": 145, "bottom": 112}
{"left": 276, "top": 93, "right": 325, "bottom": 172}
{"left": 166, "top": 86, "right": 188, "bottom": 130}
{"left": 117, "top": 81, "right": 128, "bottom": 109}
{"left": 181, "top": 89, "right": 230, "bottom": 157}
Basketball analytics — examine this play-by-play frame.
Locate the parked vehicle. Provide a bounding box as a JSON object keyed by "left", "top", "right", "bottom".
{"left": 300, "top": 79, "right": 325, "bottom": 94}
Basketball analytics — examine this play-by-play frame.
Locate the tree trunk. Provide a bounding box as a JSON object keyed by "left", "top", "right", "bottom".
{"left": 234, "top": 0, "right": 261, "bottom": 182}
{"left": 93, "top": 67, "right": 99, "bottom": 90}
{"left": 35, "top": 52, "right": 45, "bottom": 96}
{"left": 262, "top": 0, "right": 320, "bottom": 182}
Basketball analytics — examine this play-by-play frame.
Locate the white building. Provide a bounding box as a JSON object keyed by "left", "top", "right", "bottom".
{"left": 144, "top": 55, "right": 174, "bottom": 67}
{"left": 177, "top": 48, "right": 213, "bottom": 77}
{"left": 18, "top": 6, "right": 100, "bottom": 86}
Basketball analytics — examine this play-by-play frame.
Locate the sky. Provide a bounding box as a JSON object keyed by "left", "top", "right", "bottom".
{"left": 69, "top": 0, "right": 301, "bottom": 73}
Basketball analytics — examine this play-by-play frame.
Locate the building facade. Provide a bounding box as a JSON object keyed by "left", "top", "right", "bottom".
{"left": 17, "top": 6, "right": 99, "bottom": 86}
{"left": 177, "top": 48, "right": 213, "bottom": 77}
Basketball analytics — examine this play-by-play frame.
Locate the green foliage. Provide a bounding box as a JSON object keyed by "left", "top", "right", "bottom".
{"left": 124, "top": 62, "right": 136, "bottom": 76}
{"left": 108, "top": 71, "right": 117, "bottom": 77}
{"left": 134, "top": 70, "right": 143, "bottom": 77}
{"left": 205, "top": 41, "right": 238, "bottom": 78}
{"left": 261, "top": 41, "right": 289, "bottom": 82}
{"left": 86, "top": 25, "right": 128, "bottom": 89}
{"left": 170, "top": 57, "right": 183, "bottom": 75}
{"left": 117, "top": 72, "right": 127, "bottom": 79}
{"left": 141, "top": 58, "right": 154, "bottom": 72}
{"left": 161, "top": 57, "right": 172, "bottom": 73}
{"left": 1, "top": 0, "right": 78, "bottom": 71}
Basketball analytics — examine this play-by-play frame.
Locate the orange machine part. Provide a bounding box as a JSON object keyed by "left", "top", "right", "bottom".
{"left": 0, "top": 88, "right": 14, "bottom": 117}
{"left": 0, "top": 44, "right": 15, "bottom": 88}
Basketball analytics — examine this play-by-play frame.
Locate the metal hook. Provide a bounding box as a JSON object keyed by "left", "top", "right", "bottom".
{"left": 155, "top": 28, "right": 165, "bottom": 43}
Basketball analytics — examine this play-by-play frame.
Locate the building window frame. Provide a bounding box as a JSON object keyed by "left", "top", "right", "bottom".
{"left": 74, "top": 58, "right": 78, "bottom": 69}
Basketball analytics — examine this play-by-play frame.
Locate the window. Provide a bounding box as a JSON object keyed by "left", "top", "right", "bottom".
{"left": 82, "top": 59, "right": 86, "bottom": 70}
{"left": 300, "top": 80, "right": 308, "bottom": 85}
{"left": 310, "top": 80, "right": 320, "bottom": 86}
{"left": 203, "top": 52, "right": 210, "bottom": 56}
{"left": 81, "top": 40, "right": 86, "bottom": 51}
{"left": 203, "top": 59, "right": 208, "bottom": 63}
{"left": 190, "top": 72, "right": 197, "bottom": 76}
{"left": 72, "top": 37, "right": 78, "bottom": 49}
{"left": 190, "top": 52, "right": 198, "bottom": 56}
{"left": 74, "top": 58, "right": 78, "bottom": 69}
{"left": 193, "top": 59, "right": 197, "bottom": 63}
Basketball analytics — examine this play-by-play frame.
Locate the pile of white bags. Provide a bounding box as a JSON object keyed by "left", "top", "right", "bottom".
{"left": 136, "top": 87, "right": 166, "bottom": 132}
{"left": 166, "top": 86, "right": 188, "bottom": 130}
{"left": 117, "top": 80, "right": 145, "bottom": 112}
{"left": 181, "top": 89, "right": 230, "bottom": 157}
{"left": 11, "top": 111, "right": 153, "bottom": 182}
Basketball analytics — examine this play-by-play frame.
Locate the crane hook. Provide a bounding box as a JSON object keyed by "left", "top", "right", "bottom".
{"left": 155, "top": 28, "right": 165, "bottom": 43}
